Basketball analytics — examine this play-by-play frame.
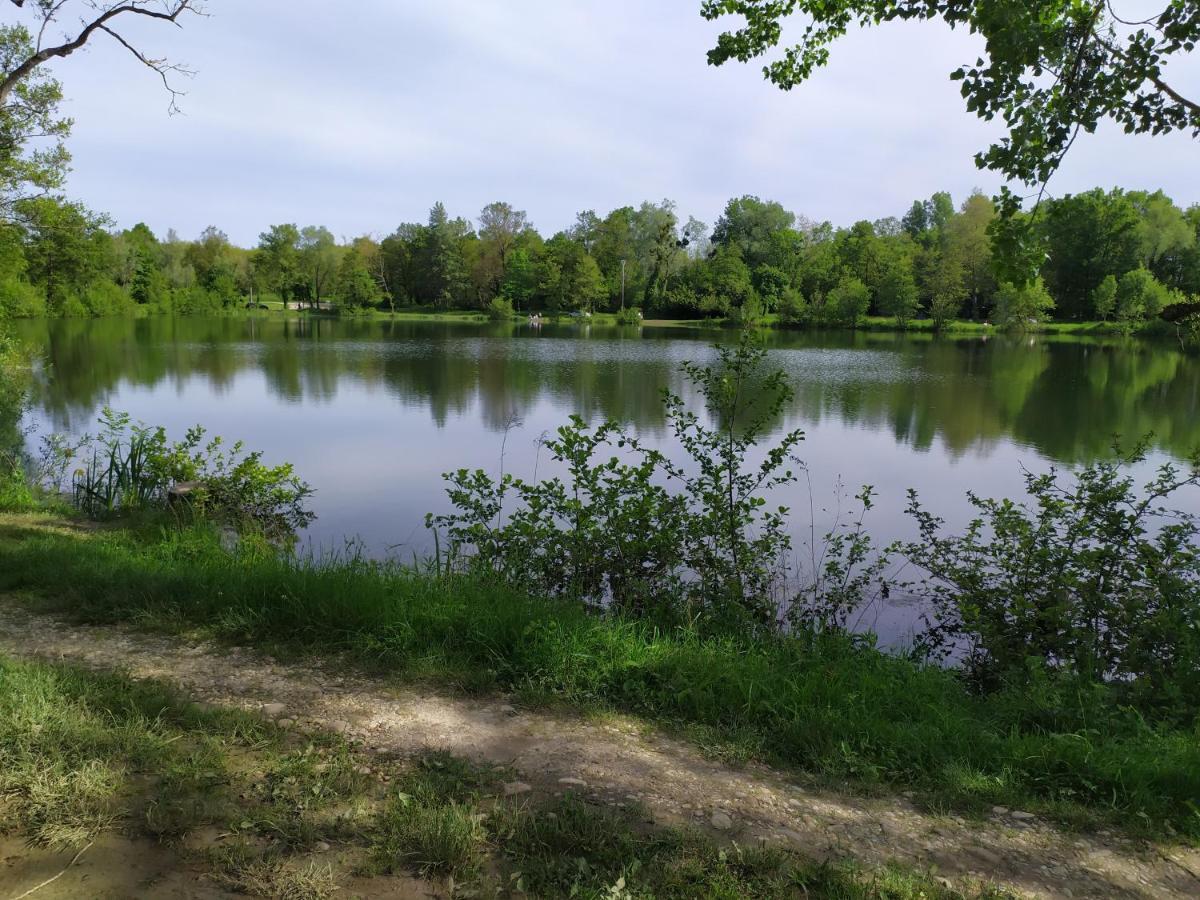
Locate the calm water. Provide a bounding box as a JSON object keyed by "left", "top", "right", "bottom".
{"left": 14, "top": 317, "right": 1200, "bottom": 639}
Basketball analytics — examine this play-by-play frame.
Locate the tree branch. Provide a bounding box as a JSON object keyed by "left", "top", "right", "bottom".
{"left": 98, "top": 22, "right": 191, "bottom": 113}
{"left": 0, "top": 1, "right": 197, "bottom": 107}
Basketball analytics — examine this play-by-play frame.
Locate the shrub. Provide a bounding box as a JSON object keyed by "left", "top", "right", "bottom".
{"left": 429, "top": 335, "right": 804, "bottom": 626}
{"left": 903, "top": 443, "right": 1200, "bottom": 715}
{"left": 80, "top": 280, "right": 134, "bottom": 316}
{"left": 614, "top": 306, "right": 642, "bottom": 325}
{"left": 825, "top": 276, "right": 870, "bottom": 328}
{"left": 993, "top": 278, "right": 1054, "bottom": 329}
{"left": 486, "top": 296, "right": 514, "bottom": 320}
{"left": 727, "top": 293, "right": 763, "bottom": 328}
{"left": 39, "top": 408, "right": 315, "bottom": 539}
{"left": 0, "top": 278, "right": 46, "bottom": 318}
{"left": 776, "top": 287, "right": 809, "bottom": 327}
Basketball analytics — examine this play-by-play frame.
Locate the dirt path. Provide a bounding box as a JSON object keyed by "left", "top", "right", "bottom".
{"left": 1, "top": 605, "right": 1197, "bottom": 900}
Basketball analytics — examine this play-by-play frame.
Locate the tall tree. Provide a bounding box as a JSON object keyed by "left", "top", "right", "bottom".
{"left": 476, "top": 201, "right": 530, "bottom": 299}
{"left": 298, "top": 225, "right": 338, "bottom": 307}
{"left": 254, "top": 224, "right": 301, "bottom": 304}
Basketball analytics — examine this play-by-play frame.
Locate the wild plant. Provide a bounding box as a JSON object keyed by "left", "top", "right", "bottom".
{"left": 38, "top": 407, "right": 314, "bottom": 538}
{"left": 789, "top": 479, "right": 891, "bottom": 635}
{"left": 903, "top": 441, "right": 1200, "bottom": 710}
{"left": 429, "top": 334, "right": 806, "bottom": 626}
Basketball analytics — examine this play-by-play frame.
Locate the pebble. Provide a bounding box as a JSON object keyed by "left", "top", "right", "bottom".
{"left": 504, "top": 781, "right": 532, "bottom": 796}
{"left": 1010, "top": 810, "right": 1036, "bottom": 821}
{"left": 711, "top": 810, "right": 734, "bottom": 830}
{"left": 313, "top": 841, "right": 331, "bottom": 852}
{"left": 276, "top": 718, "right": 294, "bottom": 729}
{"left": 558, "top": 777, "right": 588, "bottom": 788}
{"left": 325, "top": 719, "right": 353, "bottom": 735}
{"left": 992, "top": 806, "right": 1010, "bottom": 816}
{"left": 260, "top": 702, "right": 287, "bottom": 718}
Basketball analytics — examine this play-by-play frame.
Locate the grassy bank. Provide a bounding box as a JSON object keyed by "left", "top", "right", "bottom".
{"left": 228, "top": 304, "right": 1180, "bottom": 339}
{"left": 0, "top": 648, "right": 997, "bottom": 898}
{"left": 1, "top": 514, "right": 1197, "bottom": 843}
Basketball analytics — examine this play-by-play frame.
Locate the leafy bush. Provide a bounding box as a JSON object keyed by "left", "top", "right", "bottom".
{"left": 486, "top": 296, "right": 514, "bottom": 320}
{"left": 39, "top": 408, "right": 315, "bottom": 538}
{"left": 614, "top": 306, "right": 642, "bottom": 325}
{"left": 776, "top": 287, "right": 809, "bottom": 327}
{"left": 429, "top": 336, "right": 804, "bottom": 626}
{"left": 994, "top": 278, "right": 1054, "bottom": 329}
{"left": 0, "top": 278, "right": 46, "bottom": 318}
{"left": 824, "top": 276, "right": 870, "bottom": 328}
{"left": 727, "top": 292, "right": 763, "bottom": 328}
{"left": 904, "top": 443, "right": 1200, "bottom": 715}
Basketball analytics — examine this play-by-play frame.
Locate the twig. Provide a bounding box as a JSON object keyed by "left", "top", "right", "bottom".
{"left": 8, "top": 840, "right": 93, "bottom": 900}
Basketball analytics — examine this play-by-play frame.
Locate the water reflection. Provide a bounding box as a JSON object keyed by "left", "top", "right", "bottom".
{"left": 19, "top": 316, "right": 1200, "bottom": 464}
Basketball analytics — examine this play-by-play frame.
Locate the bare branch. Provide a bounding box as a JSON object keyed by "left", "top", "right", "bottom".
{"left": 0, "top": 1, "right": 199, "bottom": 108}
{"left": 98, "top": 22, "right": 192, "bottom": 113}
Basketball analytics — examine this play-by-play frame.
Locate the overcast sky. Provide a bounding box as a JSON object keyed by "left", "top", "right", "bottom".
{"left": 33, "top": 0, "right": 1200, "bottom": 246}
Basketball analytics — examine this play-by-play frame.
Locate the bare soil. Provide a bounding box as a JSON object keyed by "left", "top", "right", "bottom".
{"left": 1, "top": 603, "right": 1198, "bottom": 899}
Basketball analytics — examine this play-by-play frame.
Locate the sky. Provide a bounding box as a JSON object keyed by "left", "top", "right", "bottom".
{"left": 25, "top": 0, "right": 1200, "bottom": 247}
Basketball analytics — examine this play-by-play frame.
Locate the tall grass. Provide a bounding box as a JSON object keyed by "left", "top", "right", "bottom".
{"left": 1, "top": 519, "right": 1198, "bottom": 840}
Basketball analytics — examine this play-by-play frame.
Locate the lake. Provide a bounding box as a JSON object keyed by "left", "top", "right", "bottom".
{"left": 14, "top": 316, "right": 1200, "bottom": 641}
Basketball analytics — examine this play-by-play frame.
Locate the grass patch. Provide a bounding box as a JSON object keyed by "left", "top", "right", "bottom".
{"left": 0, "top": 650, "right": 1015, "bottom": 897}
{"left": 1, "top": 516, "right": 1199, "bottom": 842}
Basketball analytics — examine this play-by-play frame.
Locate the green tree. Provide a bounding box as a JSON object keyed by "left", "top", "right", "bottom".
{"left": 1093, "top": 274, "right": 1117, "bottom": 321}
{"left": 254, "top": 224, "right": 301, "bottom": 305}
{"left": 944, "top": 192, "right": 995, "bottom": 319}
{"left": 876, "top": 258, "right": 919, "bottom": 327}
{"left": 994, "top": 278, "right": 1055, "bottom": 330}
{"left": 18, "top": 196, "right": 115, "bottom": 312}
{"left": 1115, "top": 267, "right": 1171, "bottom": 326}
{"left": 334, "top": 250, "right": 382, "bottom": 310}
{"left": 711, "top": 195, "right": 795, "bottom": 270}
{"left": 298, "top": 226, "right": 339, "bottom": 308}
{"left": 1040, "top": 189, "right": 1142, "bottom": 319}
{"left": 928, "top": 253, "right": 966, "bottom": 330}
{"left": 826, "top": 275, "right": 870, "bottom": 328}
{"left": 476, "top": 201, "right": 530, "bottom": 300}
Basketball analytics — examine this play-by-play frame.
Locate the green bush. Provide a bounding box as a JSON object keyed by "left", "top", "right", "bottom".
{"left": 0, "top": 278, "right": 46, "bottom": 318}
{"left": 486, "top": 296, "right": 514, "bottom": 320}
{"left": 994, "top": 278, "right": 1054, "bottom": 329}
{"left": 904, "top": 444, "right": 1200, "bottom": 716}
{"left": 430, "top": 336, "right": 804, "bottom": 626}
{"left": 39, "top": 408, "right": 314, "bottom": 539}
{"left": 776, "top": 287, "right": 809, "bottom": 327}
{"left": 825, "top": 276, "right": 870, "bottom": 328}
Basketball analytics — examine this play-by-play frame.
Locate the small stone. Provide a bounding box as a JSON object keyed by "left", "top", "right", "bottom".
{"left": 558, "top": 777, "right": 588, "bottom": 788}
{"left": 353, "top": 765, "right": 372, "bottom": 776}
{"left": 498, "top": 704, "right": 517, "bottom": 716}
{"left": 276, "top": 718, "right": 294, "bottom": 729}
{"left": 260, "top": 702, "right": 287, "bottom": 718}
{"left": 991, "top": 806, "right": 1010, "bottom": 816}
{"left": 1010, "top": 810, "right": 1035, "bottom": 821}
{"left": 313, "top": 841, "right": 331, "bottom": 852}
{"left": 711, "top": 810, "right": 734, "bottom": 831}
{"left": 325, "top": 719, "right": 352, "bottom": 735}
{"left": 504, "top": 781, "right": 532, "bottom": 796}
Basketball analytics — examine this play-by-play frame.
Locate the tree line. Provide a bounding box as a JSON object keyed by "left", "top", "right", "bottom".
{"left": 1, "top": 188, "right": 1197, "bottom": 329}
